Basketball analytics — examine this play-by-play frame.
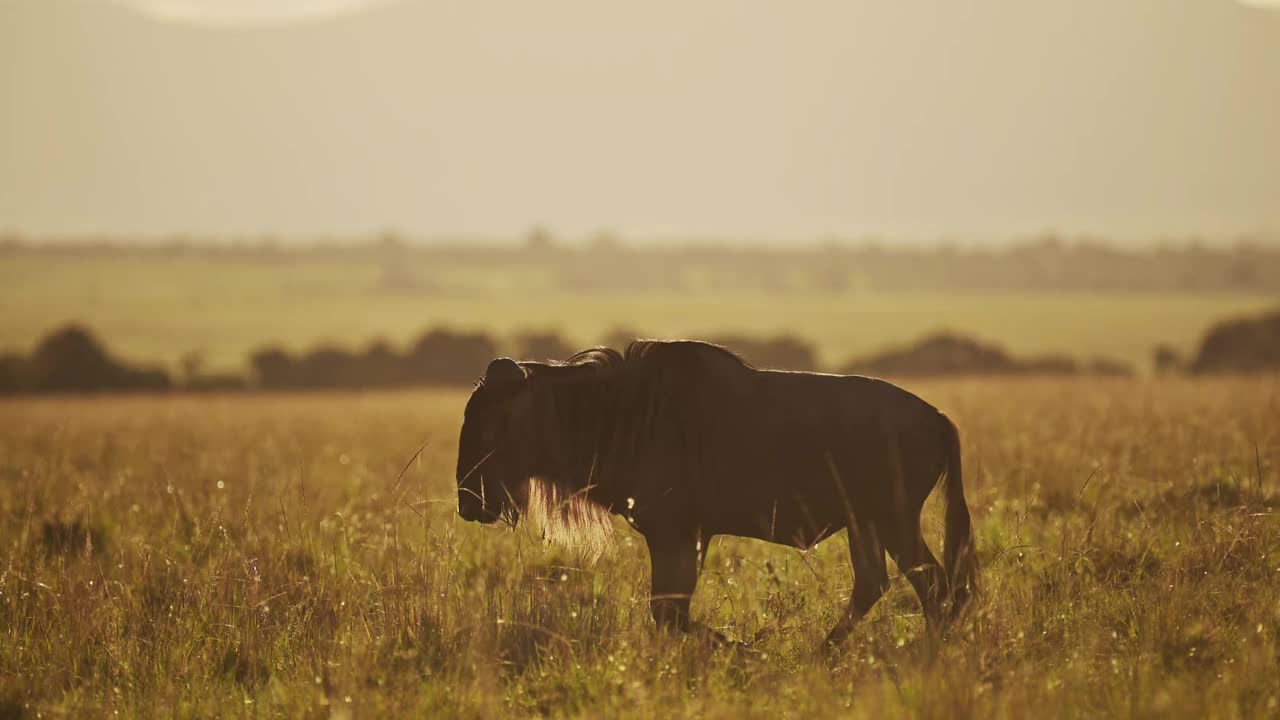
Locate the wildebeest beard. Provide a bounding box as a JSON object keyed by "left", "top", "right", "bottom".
{"left": 457, "top": 352, "right": 632, "bottom": 543}
{"left": 518, "top": 353, "right": 707, "bottom": 559}
{"left": 517, "top": 376, "right": 659, "bottom": 559}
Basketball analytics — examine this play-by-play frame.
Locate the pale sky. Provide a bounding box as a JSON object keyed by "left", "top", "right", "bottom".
{"left": 2, "top": 0, "right": 1279, "bottom": 243}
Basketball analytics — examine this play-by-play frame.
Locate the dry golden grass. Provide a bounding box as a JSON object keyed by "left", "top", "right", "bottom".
{"left": 1, "top": 377, "right": 1278, "bottom": 718}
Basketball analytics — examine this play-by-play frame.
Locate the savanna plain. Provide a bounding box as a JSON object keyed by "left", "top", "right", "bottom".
{"left": 2, "top": 376, "right": 1278, "bottom": 718}
{"left": 1, "top": 251, "right": 1274, "bottom": 372}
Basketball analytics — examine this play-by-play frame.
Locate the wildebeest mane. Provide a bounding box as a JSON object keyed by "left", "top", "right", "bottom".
{"left": 517, "top": 340, "right": 749, "bottom": 555}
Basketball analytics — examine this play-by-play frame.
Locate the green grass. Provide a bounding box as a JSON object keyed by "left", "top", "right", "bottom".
{"left": 0, "top": 254, "right": 1274, "bottom": 372}
{"left": 2, "top": 378, "right": 1278, "bottom": 717}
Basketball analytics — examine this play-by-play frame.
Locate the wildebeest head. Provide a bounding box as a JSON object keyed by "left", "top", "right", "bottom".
{"left": 456, "top": 357, "right": 553, "bottom": 525}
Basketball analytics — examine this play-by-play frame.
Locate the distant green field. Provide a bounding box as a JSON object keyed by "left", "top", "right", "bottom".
{"left": 1, "top": 254, "right": 1274, "bottom": 373}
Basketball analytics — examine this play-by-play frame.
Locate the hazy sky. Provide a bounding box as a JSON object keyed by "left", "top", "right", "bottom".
{"left": 2, "top": 0, "right": 1279, "bottom": 243}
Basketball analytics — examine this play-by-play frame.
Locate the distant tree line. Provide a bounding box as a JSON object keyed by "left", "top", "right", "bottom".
{"left": 3, "top": 234, "right": 1278, "bottom": 294}
{"left": 4, "top": 309, "right": 1280, "bottom": 395}
{"left": 245, "top": 329, "right": 821, "bottom": 389}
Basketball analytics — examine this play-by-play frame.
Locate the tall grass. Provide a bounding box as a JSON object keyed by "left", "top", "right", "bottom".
{"left": 1, "top": 379, "right": 1277, "bottom": 718}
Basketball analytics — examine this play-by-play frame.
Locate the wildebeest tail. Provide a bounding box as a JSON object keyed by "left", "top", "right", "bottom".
{"left": 939, "top": 412, "right": 977, "bottom": 616}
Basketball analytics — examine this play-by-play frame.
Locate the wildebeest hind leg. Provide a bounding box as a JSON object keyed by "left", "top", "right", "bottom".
{"left": 825, "top": 522, "right": 889, "bottom": 648}
{"left": 885, "top": 525, "right": 948, "bottom": 634}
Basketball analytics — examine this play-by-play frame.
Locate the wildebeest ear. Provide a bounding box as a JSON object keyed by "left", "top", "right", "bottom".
{"left": 484, "top": 357, "right": 526, "bottom": 386}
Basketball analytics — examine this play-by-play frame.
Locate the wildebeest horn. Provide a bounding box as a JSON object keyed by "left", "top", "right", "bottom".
{"left": 484, "top": 357, "right": 526, "bottom": 385}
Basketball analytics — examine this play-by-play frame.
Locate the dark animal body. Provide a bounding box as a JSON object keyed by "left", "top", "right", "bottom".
{"left": 456, "top": 340, "right": 977, "bottom": 645}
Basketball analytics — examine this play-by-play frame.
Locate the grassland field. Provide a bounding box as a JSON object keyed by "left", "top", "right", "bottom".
{"left": 2, "top": 376, "right": 1279, "bottom": 718}
{"left": 0, "top": 254, "right": 1275, "bottom": 373}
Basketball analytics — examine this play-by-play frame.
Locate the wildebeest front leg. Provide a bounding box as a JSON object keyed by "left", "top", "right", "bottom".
{"left": 645, "top": 536, "right": 698, "bottom": 632}
{"left": 646, "top": 536, "right": 738, "bottom": 647}
{"left": 825, "top": 522, "right": 889, "bottom": 648}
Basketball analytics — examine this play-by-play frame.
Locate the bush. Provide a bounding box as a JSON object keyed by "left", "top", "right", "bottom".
{"left": 249, "top": 347, "right": 298, "bottom": 389}
{"left": 841, "top": 332, "right": 1021, "bottom": 376}
{"left": 839, "top": 332, "right": 1131, "bottom": 377}
{"left": 357, "top": 339, "right": 405, "bottom": 387}
{"left": 247, "top": 330, "right": 502, "bottom": 389}
{"left": 0, "top": 354, "right": 27, "bottom": 394}
{"left": 405, "top": 329, "right": 499, "bottom": 385}
{"left": 512, "top": 331, "right": 574, "bottom": 363}
{"left": 707, "top": 334, "right": 818, "bottom": 371}
{"left": 25, "top": 325, "right": 171, "bottom": 392}
{"left": 1189, "top": 308, "right": 1280, "bottom": 374}
{"left": 295, "top": 346, "right": 361, "bottom": 388}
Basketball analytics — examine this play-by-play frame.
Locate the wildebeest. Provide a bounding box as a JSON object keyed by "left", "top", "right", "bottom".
{"left": 456, "top": 340, "right": 977, "bottom": 646}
